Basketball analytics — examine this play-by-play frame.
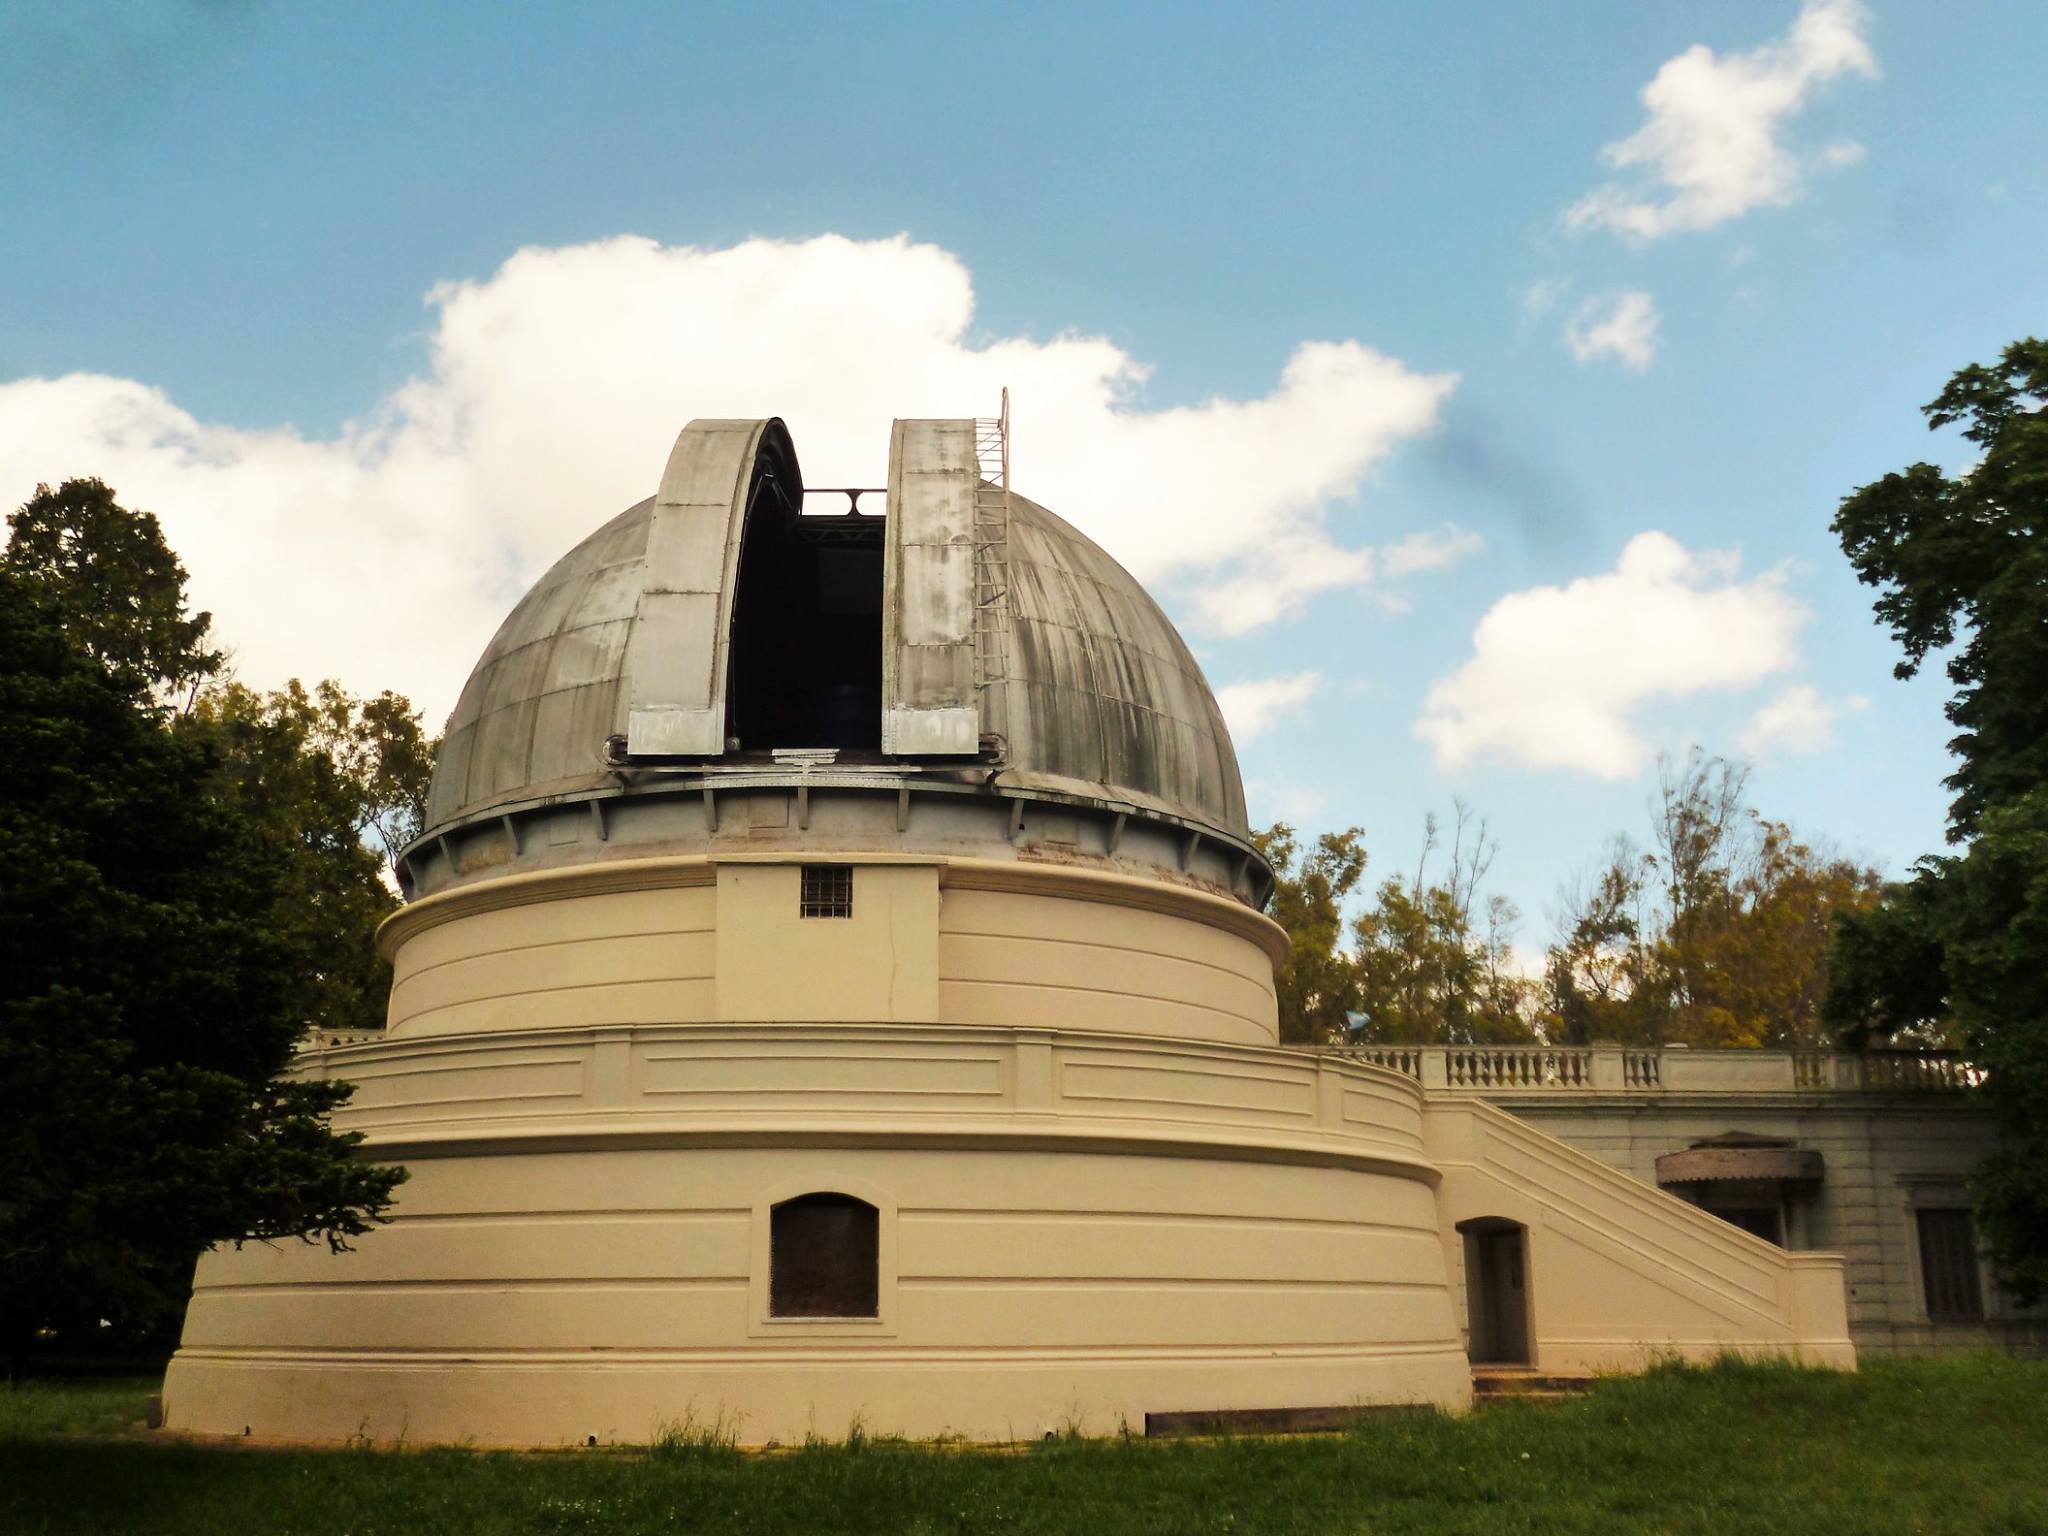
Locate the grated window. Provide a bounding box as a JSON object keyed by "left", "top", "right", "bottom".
{"left": 770, "top": 1193, "right": 879, "bottom": 1317}
{"left": 800, "top": 865, "right": 853, "bottom": 919}
{"left": 1916, "top": 1208, "right": 1984, "bottom": 1319}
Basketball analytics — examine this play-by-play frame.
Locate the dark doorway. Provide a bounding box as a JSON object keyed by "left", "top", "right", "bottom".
{"left": 769, "top": 1192, "right": 880, "bottom": 1318}
{"left": 1460, "top": 1218, "right": 1531, "bottom": 1365}
{"left": 728, "top": 488, "right": 884, "bottom": 753}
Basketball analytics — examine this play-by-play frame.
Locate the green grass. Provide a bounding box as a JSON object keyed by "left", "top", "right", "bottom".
{"left": 0, "top": 1375, "right": 160, "bottom": 1439}
{"left": 3, "top": 1356, "right": 2045, "bottom": 1535}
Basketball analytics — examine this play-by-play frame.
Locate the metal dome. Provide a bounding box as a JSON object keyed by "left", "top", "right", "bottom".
{"left": 410, "top": 415, "right": 1255, "bottom": 896}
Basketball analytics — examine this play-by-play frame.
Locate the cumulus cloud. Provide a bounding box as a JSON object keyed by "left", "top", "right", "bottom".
{"left": 0, "top": 234, "right": 1457, "bottom": 722}
{"left": 1215, "top": 671, "right": 1322, "bottom": 744}
{"left": 1739, "top": 683, "right": 1865, "bottom": 757}
{"left": 1416, "top": 532, "right": 1809, "bottom": 778}
{"left": 1564, "top": 291, "right": 1661, "bottom": 371}
{"left": 1567, "top": 0, "right": 1878, "bottom": 241}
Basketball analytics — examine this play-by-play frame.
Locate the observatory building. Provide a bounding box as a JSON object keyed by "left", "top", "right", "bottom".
{"left": 163, "top": 414, "right": 1855, "bottom": 1445}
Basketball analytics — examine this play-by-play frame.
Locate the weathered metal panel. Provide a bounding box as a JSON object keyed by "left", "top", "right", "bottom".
{"left": 991, "top": 496, "right": 1247, "bottom": 838}
{"left": 882, "top": 419, "right": 980, "bottom": 755}
{"left": 625, "top": 588, "right": 722, "bottom": 750}
{"left": 622, "top": 419, "right": 788, "bottom": 756}
{"left": 900, "top": 542, "right": 974, "bottom": 647}
{"left": 883, "top": 706, "right": 981, "bottom": 755}
{"left": 470, "top": 696, "right": 541, "bottom": 804}
{"left": 541, "top": 616, "right": 631, "bottom": 694}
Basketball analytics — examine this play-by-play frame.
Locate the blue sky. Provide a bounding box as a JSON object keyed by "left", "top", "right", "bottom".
{"left": 4, "top": 0, "right": 2043, "bottom": 946}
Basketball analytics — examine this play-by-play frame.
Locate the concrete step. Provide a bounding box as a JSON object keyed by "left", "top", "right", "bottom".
{"left": 1471, "top": 1367, "right": 1597, "bottom": 1403}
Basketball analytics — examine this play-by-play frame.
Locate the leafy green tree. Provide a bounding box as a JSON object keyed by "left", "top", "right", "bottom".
{"left": 1544, "top": 835, "right": 1661, "bottom": 1045}
{"left": 0, "top": 569, "right": 403, "bottom": 1359}
{"left": 1826, "top": 339, "right": 2048, "bottom": 1301}
{"left": 1353, "top": 806, "right": 1535, "bottom": 1044}
{"left": 1686, "top": 819, "right": 1884, "bottom": 1050}
{"left": 1259, "top": 808, "right": 1535, "bottom": 1046}
{"left": 1651, "top": 753, "right": 1882, "bottom": 1049}
{"left": 4, "top": 478, "right": 222, "bottom": 700}
{"left": 191, "top": 681, "right": 434, "bottom": 1036}
{"left": 1255, "top": 824, "right": 1366, "bottom": 1044}
{"left": 1542, "top": 755, "right": 1881, "bottom": 1049}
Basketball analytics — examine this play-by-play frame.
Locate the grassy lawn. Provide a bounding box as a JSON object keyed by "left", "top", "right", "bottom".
{"left": 3, "top": 1356, "right": 2045, "bottom": 1535}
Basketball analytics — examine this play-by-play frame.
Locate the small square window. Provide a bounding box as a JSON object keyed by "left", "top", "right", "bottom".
{"left": 800, "top": 865, "right": 853, "bottom": 919}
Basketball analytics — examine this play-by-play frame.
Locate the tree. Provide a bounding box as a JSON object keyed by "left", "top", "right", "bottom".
{"left": 4, "top": 478, "right": 222, "bottom": 700}
{"left": 1258, "top": 809, "right": 1536, "bottom": 1046}
{"left": 1699, "top": 819, "right": 1885, "bottom": 1049}
{"left": 1545, "top": 836, "right": 1661, "bottom": 1045}
{"left": 1255, "top": 824, "right": 1366, "bottom": 1044}
{"left": 1826, "top": 338, "right": 2048, "bottom": 1301}
{"left": 0, "top": 488, "right": 403, "bottom": 1359}
{"left": 190, "top": 680, "right": 434, "bottom": 1036}
{"left": 1542, "top": 753, "right": 1881, "bottom": 1049}
{"left": 1352, "top": 805, "right": 1535, "bottom": 1044}
{"left": 1651, "top": 753, "right": 1882, "bottom": 1049}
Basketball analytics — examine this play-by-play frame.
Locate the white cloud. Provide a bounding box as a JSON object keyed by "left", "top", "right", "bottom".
{"left": 1567, "top": 0, "right": 1878, "bottom": 241}
{"left": 1564, "top": 291, "right": 1661, "bottom": 371}
{"left": 1416, "top": 532, "right": 1809, "bottom": 778}
{"left": 1382, "top": 526, "right": 1485, "bottom": 577}
{"left": 1216, "top": 671, "right": 1322, "bottom": 744}
{"left": 1192, "top": 522, "right": 1481, "bottom": 634}
{"left": 1739, "top": 683, "right": 1865, "bottom": 757}
{"left": 1520, "top": 277, "right": 1571, "bottom": 322}
{"left": 1191, "top": 536, "right": 1377, "bottom": 635}
{"left": 0, "top": 234, "right": 1455, "bottom": 722}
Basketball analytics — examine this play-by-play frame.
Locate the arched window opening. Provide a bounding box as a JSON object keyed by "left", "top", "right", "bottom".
{"left": 769, "top": 1192, "right": 879, "bottom": 1318}
{"left": 728, "top": 488, "right": 884, "bottom": 754}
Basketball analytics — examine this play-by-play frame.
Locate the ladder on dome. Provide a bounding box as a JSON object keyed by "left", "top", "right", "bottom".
{"left": 972, "top": 391, "right": 1012, "bottom": 727}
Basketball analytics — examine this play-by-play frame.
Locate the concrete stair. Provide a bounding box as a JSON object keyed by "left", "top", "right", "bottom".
{"left": 1470, "top": 1367, "right": 1596, "bottom": 1405}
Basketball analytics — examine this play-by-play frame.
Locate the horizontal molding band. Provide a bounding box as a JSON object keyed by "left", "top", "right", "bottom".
{"left": 193, "top": 1276, "right": 1441, "bottom": 1299}
{"left": 349, "top": 1118, "right": 1440, "bottom": 1186}
{"left": 310, "top": 1020, "right": 1419, "bottom": 1084}
{"left": 169, "top": 1338, "right": 1469, "bottom": 1368}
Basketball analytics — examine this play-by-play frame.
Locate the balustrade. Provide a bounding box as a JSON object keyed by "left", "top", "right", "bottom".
{"left": 1341, "top": 1046, "right": 1423, "bottom": 1079}
{"left": 1447, "top": 1047, "right": 1590, "bottom": 1089}
{"left": 1309, "top": 1043, "right": 1980, "bottom": 1094}
{"left": 1860, "top": 1050, "right": 1984, "bottom": 1091}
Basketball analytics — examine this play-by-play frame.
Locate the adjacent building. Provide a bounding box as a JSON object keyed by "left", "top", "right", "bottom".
{"left": 1327, "top": 1044, "right": 2042, "bottom": 1357}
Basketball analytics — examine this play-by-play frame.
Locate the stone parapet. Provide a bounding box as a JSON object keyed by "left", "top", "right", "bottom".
{"left": 1315, "top": 1044, "right": 1983, "bottom": 1098}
